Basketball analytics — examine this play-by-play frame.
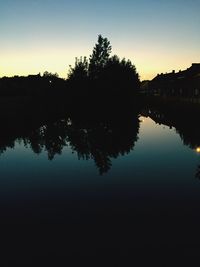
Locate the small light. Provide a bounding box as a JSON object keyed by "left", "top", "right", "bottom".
{"left": 196, "top": 147, "right": 200, "bottom": 153}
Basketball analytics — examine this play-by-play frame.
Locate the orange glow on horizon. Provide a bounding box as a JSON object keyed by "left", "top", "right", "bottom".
{"left": 0, "top": 45, "right": 198, "bottom": 81}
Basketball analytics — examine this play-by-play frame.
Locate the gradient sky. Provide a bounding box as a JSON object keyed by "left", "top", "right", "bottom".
{"left": 0, "top": 0, "right": 199, "bottom": 80}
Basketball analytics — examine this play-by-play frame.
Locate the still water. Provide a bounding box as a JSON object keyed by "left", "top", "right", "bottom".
{"left": 0, "top": 110, "right": 200, "bottom": 248}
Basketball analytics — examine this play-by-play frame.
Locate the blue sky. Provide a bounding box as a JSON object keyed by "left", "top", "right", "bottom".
{"left": 0, "top": 0, "right": 199, "bottom": 80}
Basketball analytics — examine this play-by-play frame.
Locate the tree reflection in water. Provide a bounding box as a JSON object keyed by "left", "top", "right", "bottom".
{"left": 0, "top": 110, "right": 140, "bottom": 175}
{"left": 1, "top": 103, "right": 200, "bottom": 177}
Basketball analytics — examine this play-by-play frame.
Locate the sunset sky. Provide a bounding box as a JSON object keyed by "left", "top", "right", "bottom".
{"left": 0, "top": 0, "right": 199, "bottom": 80}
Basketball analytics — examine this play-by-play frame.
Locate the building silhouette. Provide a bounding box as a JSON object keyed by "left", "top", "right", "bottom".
{"left": 147, "top": 63, "right": 200, "bottom": 97}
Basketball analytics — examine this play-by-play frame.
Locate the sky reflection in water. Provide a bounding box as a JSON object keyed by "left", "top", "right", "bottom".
{"left": 0, "top": 114, "right": 200, "bottom": 248}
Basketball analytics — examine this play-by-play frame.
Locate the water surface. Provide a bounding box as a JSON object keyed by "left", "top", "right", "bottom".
{"left": 1, "top": 110, "right": 200, "bottom": 248}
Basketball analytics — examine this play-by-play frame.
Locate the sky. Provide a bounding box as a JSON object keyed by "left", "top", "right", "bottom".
{"left": 0, "top": 0, "right": 200, "bottom": 80}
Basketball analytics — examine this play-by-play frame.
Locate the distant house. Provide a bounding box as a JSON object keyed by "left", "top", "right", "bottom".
{"left": 148, "top": 63, "right": 200, "bottom": 97}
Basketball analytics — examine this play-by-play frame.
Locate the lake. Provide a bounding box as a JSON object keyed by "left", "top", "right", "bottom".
{"left": 1, "top": 105, "right": 200, "bottom": 251}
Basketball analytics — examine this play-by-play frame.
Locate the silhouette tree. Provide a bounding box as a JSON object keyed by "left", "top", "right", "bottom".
{"left": 43, "top": 71, "right": 59, "bottom": 78}
{"left": 102, "top": 55, "right": 140, "bottom": 95}
{"left": 67, "top": 35, "right": 140, "bottom": 98}
{"left": 68, "top": 57, "right": 88, "bottom": 83}
{"left": 88, "top": 35, "right": 112, "bottom": 79}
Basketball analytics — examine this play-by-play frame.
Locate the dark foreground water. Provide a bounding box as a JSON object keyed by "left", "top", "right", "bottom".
{"left": 1, "top": 107, "right": 200, "bottom": 259}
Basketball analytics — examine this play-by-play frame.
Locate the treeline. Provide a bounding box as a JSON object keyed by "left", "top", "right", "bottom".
{"left": 0, "top": 35, "right": 140, "bottom": 101}
{"left": 0, "top": 72, "right": 66, "bottom": 97}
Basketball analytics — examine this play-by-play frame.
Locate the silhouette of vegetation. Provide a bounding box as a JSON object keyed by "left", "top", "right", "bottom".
{"left": 0, "top": 35, "right": 140, "bottom": 113}
{"left": 43, "top": 71, "right": 59, "bottom": 78}
{"left": 88, "top": 35, "right": 112, "bottom": 79}
{"left": 68, "top": 35, "right": 140, "bottom": 98}
{"left": 67, "top": 57, "right": 89, "bottom": 96}
{"left": 101, "top": 55, "right": 140, "bottom": 95}
{"left": 0, "top": 72, "right": 66, "bottom": 97}
{"left": 68, "top": 57, "right": 88, "bottom": 82}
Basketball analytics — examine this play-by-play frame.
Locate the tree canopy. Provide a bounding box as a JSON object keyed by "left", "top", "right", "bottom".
{"left": 67, "top": 35, "right": 140, "bottom": 96}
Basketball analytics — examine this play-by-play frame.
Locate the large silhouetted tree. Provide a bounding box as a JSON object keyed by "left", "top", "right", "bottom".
{"left": 67, "top": 35, "right": 140, "bottom": 96}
